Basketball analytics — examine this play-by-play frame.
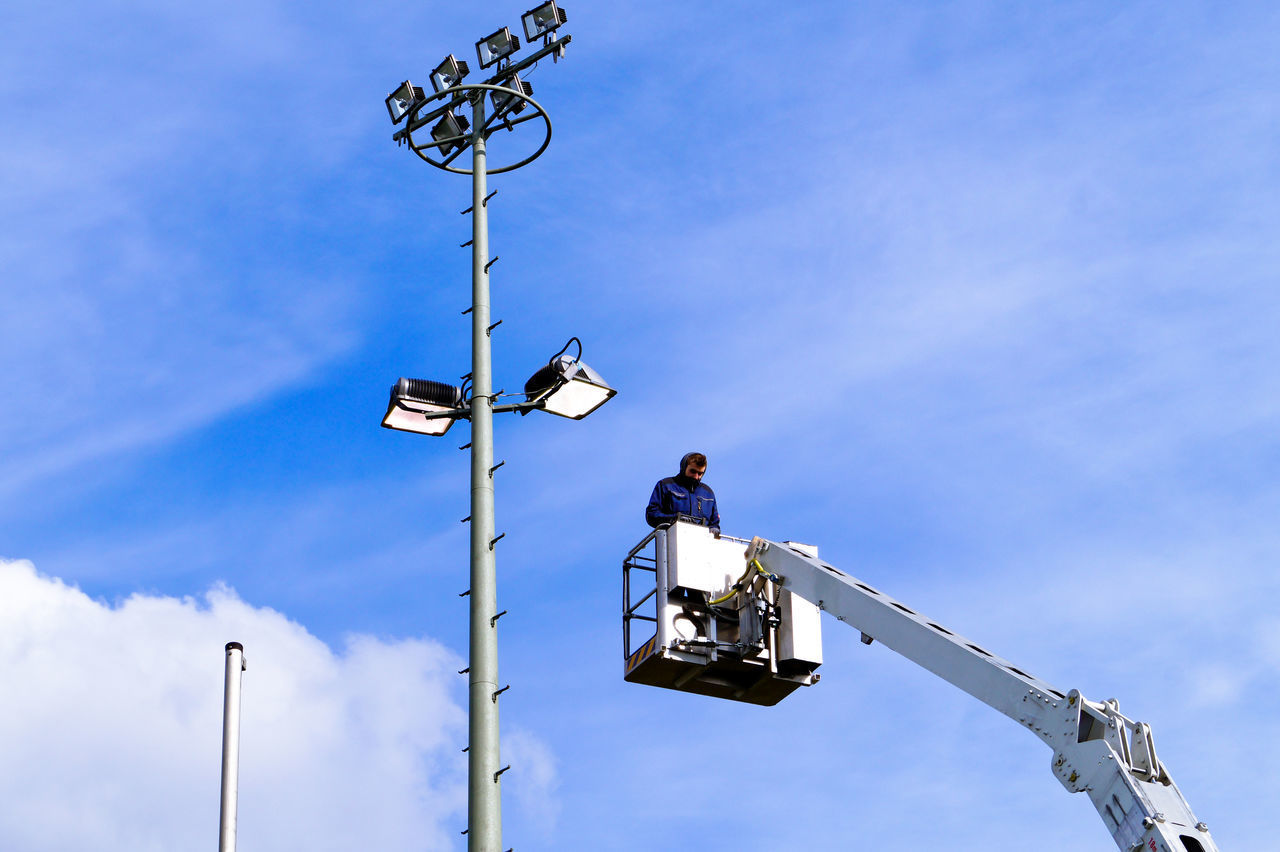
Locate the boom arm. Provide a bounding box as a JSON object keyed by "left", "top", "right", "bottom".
{"left": 745, "top": 537, "right": 1218, "bottom": 852}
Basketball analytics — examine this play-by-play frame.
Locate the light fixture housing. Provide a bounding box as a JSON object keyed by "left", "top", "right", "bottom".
{"left": 429, "top": 110, "right": 471, "bottom": 155}
{"left": 489, "top": 72, "right": 533, "bottom": 117}
{"left": 385, "top": 80, "right": 425, "bottom": 124}
{"left": 522, "top": 2, "right": 568, "bottom": 41}
{"left": 476, "top": 27, "right": 520, "bottom": 69}
{"left": 382, "top": 378, "right": 465, "bottom": 436}
{"left": 429, "top": 54, "right": 471, "bottom": 94}
{"left": 523, "top": 355, "right": 616, "bottom": 419}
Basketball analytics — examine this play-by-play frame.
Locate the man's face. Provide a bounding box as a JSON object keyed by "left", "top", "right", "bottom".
{"left": 683, "top": 462, "right": 706, "bottom": 481}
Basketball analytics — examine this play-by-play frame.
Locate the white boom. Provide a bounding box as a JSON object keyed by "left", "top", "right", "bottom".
{"left": 745, "top": 537, "right": 1219, "bottom": 852}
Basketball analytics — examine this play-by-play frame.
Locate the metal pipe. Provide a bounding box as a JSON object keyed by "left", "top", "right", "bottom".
{"left": 654, "top": 529, "right": 670, "bottom": 653}
{"left": 218, "top": 642, "right": 246, "bottom": 852}
{"left": 623, "top": 552, "right": 631, "bottom": 656}
{"left": 624, "top": 527, "right": 660, "bottom": 561}
{"left": 628, "top": 587, "right": 657, "bottom": 612}
{"left": 466, "top": 94, "right": 503, "bottom": 852}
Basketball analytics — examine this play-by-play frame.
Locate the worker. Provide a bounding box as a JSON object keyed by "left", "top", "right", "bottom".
{"left": 645, "top": 452, "right": 720, "bottom": 536}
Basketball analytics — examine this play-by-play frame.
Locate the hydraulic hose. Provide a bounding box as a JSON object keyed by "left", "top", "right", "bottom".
{"left": 708, "top": 558, "right": 774, "bottom": 605}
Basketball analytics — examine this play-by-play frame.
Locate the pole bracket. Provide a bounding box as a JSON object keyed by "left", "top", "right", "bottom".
{"left": 484, "top": 256, "right": 500, "bottom": 273}
{"left": 488, "top": 460, "right": 505, "bottom": 478}
{"left": 492, "top": 685, "right": 510, "bottom": 703}
{"left": 486, "top": 319, "right": 503, "bottom": 336}
{"left": 489, "top": 533, "right": 506, "bottom": 550}
{"left": 483, "top": 189, "right": 498, "bottom": 207}
{"left": 459, "top": 442, "right": 472, "bottom": 450}
{"left": 459, "top": 590, "right": 471, "bottom": 597}
{"left": 461, "top": 515, "right": 472, "bottom": 523}
{"left": 460, "top": 238, "right": 473, "bottom": 247}
{"left": 458, "top": 667, "right": 470, "bottom": 674}
{"left": 491, "top": 609, "right": 508, "bottom": 626}
{"left": 462, "top": 306, "right": 473, "bottom": 314}
{"left": 494, "top": 765, "right": 511, "bottom": 781}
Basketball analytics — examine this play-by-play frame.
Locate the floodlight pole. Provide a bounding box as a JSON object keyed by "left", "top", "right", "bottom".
{"left": 218, "top": 641, "right": 246, "bottom": 852}
{"left": 390, "top": 33, "right": 572, "bottom": 851}
{"left": 465, "top": 95, "right": 504, "bottom": 852}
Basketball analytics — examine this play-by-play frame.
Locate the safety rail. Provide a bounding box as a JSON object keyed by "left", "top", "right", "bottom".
{"left": 622, "top": 528, "right": 660, "bottom": 660}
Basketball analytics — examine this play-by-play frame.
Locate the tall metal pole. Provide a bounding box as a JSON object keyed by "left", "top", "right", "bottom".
{"left": 466, "top": 96, "right": 503, "bottom": 852}
{"left": 388, "top": 39, "right": 575, "bottom": 844}
{"left": 218, "top": 641, "right": 247, "bottom": 852}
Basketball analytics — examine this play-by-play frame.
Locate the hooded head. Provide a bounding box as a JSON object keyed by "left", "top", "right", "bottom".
{"left": 676, "top": 452, "right": 707, "bottom": 488}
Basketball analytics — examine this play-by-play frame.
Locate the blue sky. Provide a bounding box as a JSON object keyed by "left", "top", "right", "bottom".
{"left": 2, "top": 0, "right": 1277, "bottom": 848}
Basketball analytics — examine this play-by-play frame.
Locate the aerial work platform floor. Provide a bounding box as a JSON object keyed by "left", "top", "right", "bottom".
{"left": 624, "top": 634, "right": 813, "bottom": 706}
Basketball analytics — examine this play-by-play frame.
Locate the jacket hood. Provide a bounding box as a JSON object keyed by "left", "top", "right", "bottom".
{"left": 676, "top": 452, "right": 705, "bottom": 488}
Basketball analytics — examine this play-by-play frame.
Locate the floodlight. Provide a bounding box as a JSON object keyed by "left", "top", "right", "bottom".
{"left": 522, "top": 2, "right": 568, "bottom": 41}
{"left": 430, "top": 54, "right": 471, "bottom": 94}
{"left": 429, "top": 110, "right": 471, "bottom": 155}
{"left": 523, "top": 354, "right": 616, "bottom": 419}
{"left": 385, "top": 80, "right": 425, "bottom": 125}
{"left": 382, "top": 378, "right": 465, "bottom": 436}
{"left": 476, "top": 27, "right": 520, "bottom": 69}
{"left": 490, "top": 72, "right": 533, "bottom": 117}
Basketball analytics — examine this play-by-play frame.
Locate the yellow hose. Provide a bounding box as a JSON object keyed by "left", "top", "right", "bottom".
{"left": 708, "top": 558, "right": 774, "bottom": 605}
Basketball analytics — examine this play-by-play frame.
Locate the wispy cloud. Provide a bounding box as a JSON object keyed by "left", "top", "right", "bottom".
{"left": 0, "top": 3, "right": 376, "bottom": 504}
{"left": 503, "top": 727, "right": 561, "bottom": 840}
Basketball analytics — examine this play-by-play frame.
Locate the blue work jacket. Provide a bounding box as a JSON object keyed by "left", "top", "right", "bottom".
{"left": 645, "top": 477, "right": 720, "bottom": 533}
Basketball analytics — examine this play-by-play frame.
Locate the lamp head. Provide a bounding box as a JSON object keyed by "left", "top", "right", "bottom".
{"left": 524, "top": 355, "right": 616, "bottom": 419}
{"left": 429, "top": 55, "right": 471, "bottom": 94}
{"left": 476, "top": 26, "right": 520, "bottom": 69}
{"left": 522, "top": 2, "right": 568, "bottom": 41}
{"left": 385, "top": 80, "right": 425, "bottom": 124}
{"left": 428, "top": 110, "right": 471, "bottom": 155}
{"left": 382, "top": 378, "right": 465, "bottom": 436}
{"left": 490, "top": 72, "right": 533, "bottom": 117}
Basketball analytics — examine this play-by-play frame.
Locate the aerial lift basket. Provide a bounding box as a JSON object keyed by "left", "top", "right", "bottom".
{"left": 622, "top": 521, "right": 822, "bottom": 706}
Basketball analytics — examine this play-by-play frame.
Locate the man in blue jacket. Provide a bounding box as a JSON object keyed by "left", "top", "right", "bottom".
{"left": 645, "top": 452, "right": 720, "bottom": 536}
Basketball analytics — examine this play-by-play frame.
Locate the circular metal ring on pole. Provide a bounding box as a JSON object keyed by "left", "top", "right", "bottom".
{"left": 406, "top": 83, "right": 552, "bottom": 175}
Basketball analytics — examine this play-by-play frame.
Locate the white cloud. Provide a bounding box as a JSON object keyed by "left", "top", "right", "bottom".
{"left": 0, "top": 559, "right": 473, "bottom": 851}
{"left": 503, "top": 727, "right": 561, "bottom": 840}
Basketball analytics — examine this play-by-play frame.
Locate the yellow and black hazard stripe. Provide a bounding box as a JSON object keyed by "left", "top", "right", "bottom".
{"left": 625, "top": 635, "right": 658, "bottom": 674}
